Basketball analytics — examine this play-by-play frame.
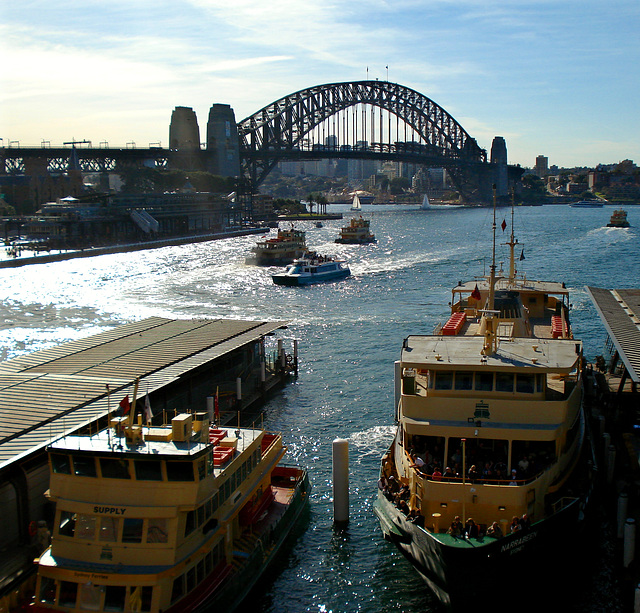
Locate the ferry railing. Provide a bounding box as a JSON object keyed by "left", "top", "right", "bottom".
{"left": 551, "top": 496, "right": 579, "bottom": 514}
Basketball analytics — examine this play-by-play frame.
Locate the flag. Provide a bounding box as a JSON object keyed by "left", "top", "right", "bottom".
{"left": 144, "top": 394, "right": 153, "bottom": 423}
{"left": 471, "top": 284, "right": 481, "bottom": 300}
{"left": 520, "top": 248, "right": 525, "bottom": 261}
{"left": 117, "top": 395, "right": 130, "bottom": 416}
{"left": 214, "top": 387, "right": 220, "bottom": 420}
{"left": 501, "top": 219, "right": 507, "bottom": 232}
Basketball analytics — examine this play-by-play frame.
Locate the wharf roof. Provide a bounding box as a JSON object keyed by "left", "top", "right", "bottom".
{"left": 402, "top": 335, "right": 581, "bottom": 371}
{"left": 586, "top": 287, "right": 640, "bottom": 384}
{"left": 0, "top": 317, "right": 288, "bottom": 471}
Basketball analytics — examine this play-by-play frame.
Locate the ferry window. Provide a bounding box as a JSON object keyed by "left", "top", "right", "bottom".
{"left": 197, "top": 559, "right": 205, "bottom": 584}
{"left": 496, "top": 373, "right": 514, "bottom": 392}
{"left": 185, "top": 510, "right": 195, "bottom": 537}
{"left": 186, "top": 567, "right": 196, "bottom": 593}
{"left": 104, "top": 585, "right": 126, "bottom": 612}
{"left": 72, "top": 455, "right": 97, "bottom": 477}
{"left": 475, "top": 372, "right": 493, "bottom": 391}
{"left": 207, "top": 451, "right": 214, "bottom": 475}
{"left": 39, "top": 577, "right": 57, "bottom": 604}
{"left": 76, "top": 514, "right": 97, "bottom": 540}
{"left": 99, "top": 517, "right": 120, "bottom": 542}
{"left": 139, "top": 586, "right": 153, "bottom": 612}
{"left": 51, "top": 453, "right": 71, "bottom": 474}
{"left": 434, "top": 371, "right": 453, "bottom": 390}
{"left": 537, "top": 374, "right": 545, "bottom": 393}
{"left": 77, "top": 582, "right": 102, "bottom": 610}
{"left": 100, "top": 458, "right": 131, "bottom": 479}
{"left": 59, "top": 511, "right": 76, "bottom": 537}
{"left": 59, "top": 581, "right": 78, "bottom": 607}
{"left": 171, "top": 576, "right": 184, "bottom": 604}
{"left": 197, "top": 505, "right": 205, "bottom": 527}
{"left": 147, "top": 518, "right": 168, "bottom": 543}
{"left": 122, "top": 518, "right": 144, "bottom": 543}
{"left": 134, "top": 460, "right": 163, "bottom": 481}
{"left": 516, "top": 373, "right": 535, "bottom": 394}
{"left": 198, "top": 459, "right": 206, "bottom": 481}
{"left": 128, "top": 586, "right": 152, "bottom": 613}
{"left": 166, "top": 461, "right": 195, "bottom": 482}
{"left": 211, "top": 492, "right": 219, "bottom": 514}
{"left": 454, "top": 372, "right": 473, "bottom": 391}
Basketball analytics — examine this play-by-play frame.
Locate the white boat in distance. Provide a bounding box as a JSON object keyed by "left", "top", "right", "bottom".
{"left": 272, "top": 252, "right": 350, "bottom": 286}
{"left": 420, "top": 194, "right": 430, "bottom": 210}
{"left": 351, "top": 193, "right": 362, "bottom": 211}
{"left": 569, "top": 200, "right": 603, "bottom": 208}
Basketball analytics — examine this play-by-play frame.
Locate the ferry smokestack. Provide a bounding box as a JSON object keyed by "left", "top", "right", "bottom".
{"left": 332, "top": 438, "right": 349, "bottom": 525}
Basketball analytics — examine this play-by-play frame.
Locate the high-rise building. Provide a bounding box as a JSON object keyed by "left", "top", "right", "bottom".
{"left": 535, "top": 155, "right": 549, "bottom": 177}
{"left": 490, "top": 136, "right": 508, "bottom": 196}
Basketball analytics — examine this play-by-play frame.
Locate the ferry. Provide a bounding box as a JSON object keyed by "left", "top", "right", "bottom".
{"left": 568, "top": 200, "right": 603, "bottom": 208}
{"left": 246, "top": 225, "right": 307, "bottom": 266}
{"left": 374, "top": 204, "right": 597, "bottom": 609}
{"left": 606, "top": 209, "right": 630, "bottom": 227}
{"left": 272, "top": 252, "right": 350, "bottom": 286}
{"left": 31, "top": 391, "right": 310, "bottom": 613}
{"left": 334, "top": 216, "right": 376, "bottom": 244}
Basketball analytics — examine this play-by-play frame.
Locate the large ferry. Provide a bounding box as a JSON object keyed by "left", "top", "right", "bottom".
{"left": 31, "top": 392, "right": 310, "bottom": 613}
{"left": 374, "top": 204, "right": 597, "bottom": 609}
{"left": 247, "top": 225, "right": 307, "bottom": 266}
{"left": 334, "top": 216, "right": 376, "bottom": 244}
{"left": 607, "top": 208, "right": 630, "bottom": 227}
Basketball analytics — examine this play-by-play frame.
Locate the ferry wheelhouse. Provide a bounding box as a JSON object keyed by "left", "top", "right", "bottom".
{"left": 374, "top": 207, "right": 597, "bottom": 608}
{"left": 32, "top": 402, "right": 310, "bottom": 613}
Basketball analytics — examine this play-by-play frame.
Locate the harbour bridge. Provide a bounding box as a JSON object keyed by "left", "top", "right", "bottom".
{"left": 1, "top": 81, "right": 518, "bottom": 204}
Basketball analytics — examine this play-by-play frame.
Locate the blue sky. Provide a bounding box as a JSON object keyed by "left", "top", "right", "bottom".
{"left": 1, "top": 0, "right": 639, "bottom": 168}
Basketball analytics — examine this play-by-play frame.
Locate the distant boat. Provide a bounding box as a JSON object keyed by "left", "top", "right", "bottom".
{"left": 569, "top": 200, "right": 603, "bottom": 208}
{"left": 351, "top": 193, "right": 362, "bottom": 211}
{"left": 335, "top": 216, "right": 376, "bottom": 244}
{"left": 607, "top": 209, "right": 630, "bottom": 227}
{"left": 420, "top": 194, "right": 430, "bottom": 210}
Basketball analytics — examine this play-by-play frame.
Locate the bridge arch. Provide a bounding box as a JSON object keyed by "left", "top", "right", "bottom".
{"left": 237, "top": 80, "right": 486, "bottom": 186}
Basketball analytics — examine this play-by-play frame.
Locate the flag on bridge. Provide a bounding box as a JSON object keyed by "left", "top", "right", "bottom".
{"left": 116, "top": 395, "right": 130, "bottom": 416}
{"left": 144, "top": 394, "right": 153, "bottom": 424}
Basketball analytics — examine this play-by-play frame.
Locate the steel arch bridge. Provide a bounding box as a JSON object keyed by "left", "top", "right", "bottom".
{"left": 237, "top": 80, "right": 489, "bottom": 190}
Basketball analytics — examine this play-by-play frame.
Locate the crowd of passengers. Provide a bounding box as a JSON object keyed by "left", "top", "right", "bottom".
{"left": 378, "top": 473, "right": 532, "bottom": 539}
{"left": 406, "top": 445, "right": 554, "bottom": 484}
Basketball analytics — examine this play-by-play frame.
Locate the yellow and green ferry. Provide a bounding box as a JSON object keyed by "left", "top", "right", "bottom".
{"left": 374, "top": 205, "right": 597, "bottom": 608}
{"left": 31, "top": 402, "right": 310, "bottom": 613}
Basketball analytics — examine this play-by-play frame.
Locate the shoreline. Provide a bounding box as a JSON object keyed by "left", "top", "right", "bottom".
{"left": 0, "top": 227, "right": 265, "bottom": 268}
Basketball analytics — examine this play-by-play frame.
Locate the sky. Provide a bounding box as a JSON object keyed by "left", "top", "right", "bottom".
{"left": 1, "top": 0, "right": 639, "bottom": 169}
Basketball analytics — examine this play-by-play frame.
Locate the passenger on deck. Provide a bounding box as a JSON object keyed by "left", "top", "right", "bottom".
{"left": 443, "top": 466, "right": 456, "bottom": 481}
{"left": 487, "top": 521, "right": 503, "bottom": 538}
{"left": 519, "top": 513, "right": 531, "bottom": 530}
{"left": 464, "top": 518, "right": 479, "bottom": 539}
{"left": 447, "top": 516, "right": 463, "bottom": 537}
{"left": 510, "top": 516, "right": 522, "bottom": 533}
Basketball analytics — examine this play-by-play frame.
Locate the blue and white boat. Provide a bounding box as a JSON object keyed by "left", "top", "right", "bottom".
{"left": 272, "top": 252, "right": 350, "bottom": 286}
{"left": 569, "top": 200, "right": 603, "bottom": 207}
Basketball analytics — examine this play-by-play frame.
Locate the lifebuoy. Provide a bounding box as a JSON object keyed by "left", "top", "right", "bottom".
{"left": 28, "top": 521, "right": 37, "bottom": 537}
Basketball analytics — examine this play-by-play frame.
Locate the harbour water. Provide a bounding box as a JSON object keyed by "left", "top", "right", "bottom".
{"left": 1, "top": 204, "right": 636, "bottom": 611}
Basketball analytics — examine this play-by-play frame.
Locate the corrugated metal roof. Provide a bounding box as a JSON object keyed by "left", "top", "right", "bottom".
{"left": 0, "top": 317, "right": 288, "bottom": 470}
{"left": 586, "top": 287, "right": 640, "bottom": 383}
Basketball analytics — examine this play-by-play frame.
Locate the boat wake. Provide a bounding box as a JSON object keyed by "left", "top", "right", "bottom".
{"left": 348, "top": 425, "right": 395, "bottom": 460}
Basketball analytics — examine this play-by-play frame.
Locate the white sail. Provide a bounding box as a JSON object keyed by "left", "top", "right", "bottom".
{"left": 420, "top": 194, "right": 430, "bottom": 210}
{"left": 351, "top": 193, "right": 361, "bottom": 210}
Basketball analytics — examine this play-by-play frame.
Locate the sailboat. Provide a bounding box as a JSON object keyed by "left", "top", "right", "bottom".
{"left": 420, "top": 194, "right": 430, "bottom": 210}
{"left": 351, "top": 193, "right": 362, "bottom": 211}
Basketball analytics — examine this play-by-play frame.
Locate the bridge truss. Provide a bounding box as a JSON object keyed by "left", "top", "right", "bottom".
{"left": 237, "top": 80, "right": 488, "bottom": 190}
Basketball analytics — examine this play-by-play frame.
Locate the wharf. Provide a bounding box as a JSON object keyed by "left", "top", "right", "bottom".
{"left": 0, "top": 227, "right": 265, "bottom": 268}
{"left": 0, "top": 317, "right": 298, "bottom": 610}
{"left": 584, "top": 287, "right": 640, "bottom": 611}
